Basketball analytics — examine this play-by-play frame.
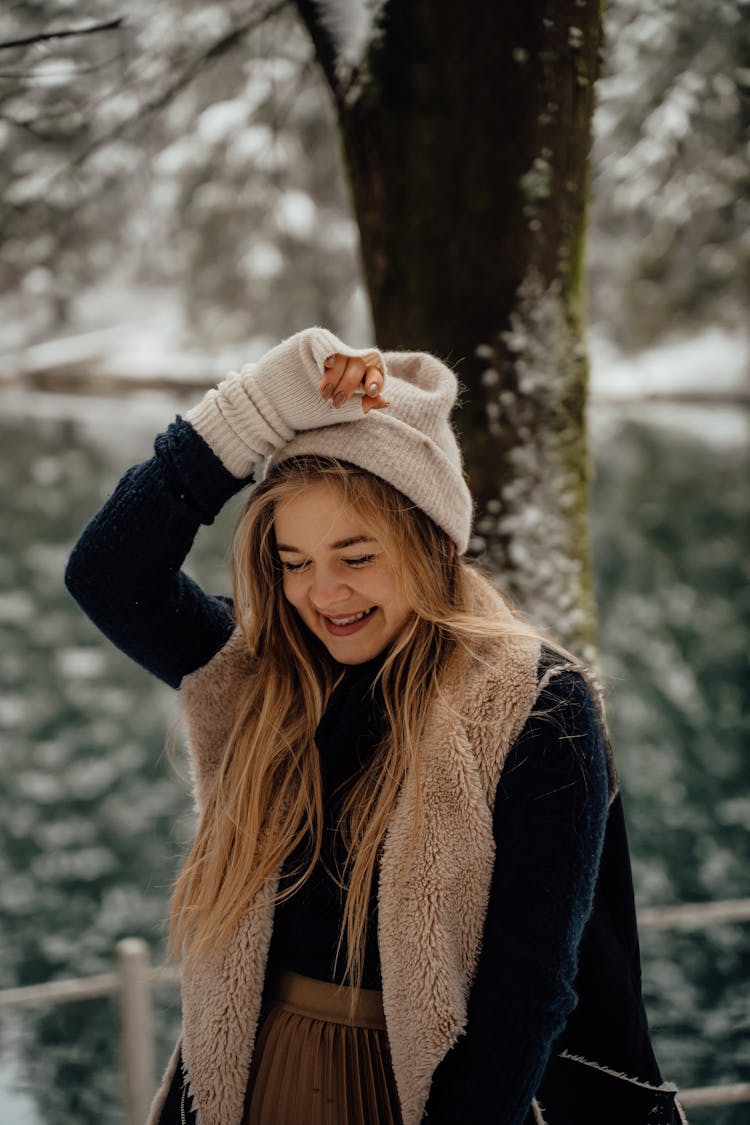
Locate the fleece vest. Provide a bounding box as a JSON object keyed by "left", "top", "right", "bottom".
{"left": 148, "top": 575, "right": 579, "bottom": 1125}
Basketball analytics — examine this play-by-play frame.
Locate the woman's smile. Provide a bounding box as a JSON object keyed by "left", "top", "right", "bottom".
{"left": 321, "top": 605, "right": 378, "bottom": 636}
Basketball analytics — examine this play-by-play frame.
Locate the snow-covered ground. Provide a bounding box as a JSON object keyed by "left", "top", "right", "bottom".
{"left": 589, "top": 326, "right": 748, "bottom": 400}
{"left": 0, "top": 1054, "right": 41, "bottom": 1125}
{"left": 588, "top": 326, "right": 749, "bottom": 446}
{"left": 1, "top": 286, "right": 747, "bottom": 447}
{"left": 0, "top": 291, "right": 256, "bottom": 389}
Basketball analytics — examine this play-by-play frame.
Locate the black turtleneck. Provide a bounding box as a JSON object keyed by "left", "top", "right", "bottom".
{"left": 268, "top": 656, "right": 389, "bottom": 989}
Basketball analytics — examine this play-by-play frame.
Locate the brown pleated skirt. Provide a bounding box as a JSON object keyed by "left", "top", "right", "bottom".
{"left": 244, "top": 970, "right": 403, "bottom": 1125}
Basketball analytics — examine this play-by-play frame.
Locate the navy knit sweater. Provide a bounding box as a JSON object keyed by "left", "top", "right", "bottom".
{"left": 65, "top": 418, "right": 610, "bottom": 1125}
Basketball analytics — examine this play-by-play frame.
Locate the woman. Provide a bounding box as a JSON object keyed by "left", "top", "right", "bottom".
{"left": 65, "top": 326, "right": 685, "bottom": 1125}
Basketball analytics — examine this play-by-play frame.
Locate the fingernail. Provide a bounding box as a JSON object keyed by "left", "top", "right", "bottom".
{"left": 333, "top": 391, "right": 346, "bottom": 407}
{"left": 322, "top": 383, "right": 333, "bottom": 399}
{"left": 367, "top": 382, "right": 379, "bottom": 397}
{"left": 324, "top": 356, "right": 335, "bottom": 368}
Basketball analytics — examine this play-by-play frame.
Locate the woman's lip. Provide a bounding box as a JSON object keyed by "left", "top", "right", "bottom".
{"left": 322, "top": 607, "right": 377, "bottom": 637}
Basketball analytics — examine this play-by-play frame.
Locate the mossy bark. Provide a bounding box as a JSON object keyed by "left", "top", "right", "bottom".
{"left": 295, "top": 0, "right": 604, "bottom": 655}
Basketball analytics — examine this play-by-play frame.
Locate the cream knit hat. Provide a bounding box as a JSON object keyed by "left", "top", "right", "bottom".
{"left": 185, "top": 327, "right": 474, "bottom": 553}
{"left": 267, "top": 349, "right": 473, "bottom": 552}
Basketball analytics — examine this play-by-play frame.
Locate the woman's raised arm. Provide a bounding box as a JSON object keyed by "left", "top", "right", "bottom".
{"left": 65, "top": 326, "right": 386, "bottom": 687}
{"left": 64, "top": 418, "right": 251, "bottom": 688}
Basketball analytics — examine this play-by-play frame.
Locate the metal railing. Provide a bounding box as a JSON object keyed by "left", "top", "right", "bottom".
{"left": 1, "top": 898, "right": 749, "bottom": 1121}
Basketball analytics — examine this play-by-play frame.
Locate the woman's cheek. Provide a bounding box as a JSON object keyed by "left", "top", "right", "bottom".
{"left": 281, "top": 574, "right": 299, "bottom": 607}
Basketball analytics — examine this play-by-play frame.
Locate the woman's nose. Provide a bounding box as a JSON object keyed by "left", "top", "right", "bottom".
{"left": 309, "top": 571, "right": 350, "bottom": 610}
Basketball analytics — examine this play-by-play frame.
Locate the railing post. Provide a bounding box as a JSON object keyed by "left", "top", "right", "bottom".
{"left": 117, "top": 937, "right": 156, "bottom": 1125}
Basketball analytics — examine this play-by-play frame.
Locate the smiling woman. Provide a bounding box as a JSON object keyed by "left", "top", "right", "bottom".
{"left": 64, "top": 326, "right": 686, "bottom": 1125}
{"left": 274, "top": 483, "right": 412, "bottom": 659}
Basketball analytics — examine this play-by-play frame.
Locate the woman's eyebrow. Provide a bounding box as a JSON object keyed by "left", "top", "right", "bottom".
{"left": 331, "top": 536, "right": 376, "bottom": 550}
{"left": 276, "top": 535, "right": 376, "bottom": 553}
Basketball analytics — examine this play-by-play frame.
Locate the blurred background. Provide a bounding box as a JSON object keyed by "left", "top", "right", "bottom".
{"left": 0, "top": 1, "right": 748, "bottom": 1122}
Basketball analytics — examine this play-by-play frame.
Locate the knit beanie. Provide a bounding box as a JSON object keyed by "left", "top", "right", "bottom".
{"left": 185, "top": 327, "right": 474, "bottom": 553}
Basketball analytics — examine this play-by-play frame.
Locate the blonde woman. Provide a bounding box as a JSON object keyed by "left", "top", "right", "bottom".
{"left": 65, "top": 327, "right": 684, "bottom": 1125}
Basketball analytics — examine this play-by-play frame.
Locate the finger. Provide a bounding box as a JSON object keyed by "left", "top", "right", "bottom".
{"left": 331, "top": 357, "right": 366, "bottom": 407}
{"left": 320, "top": 353, "right": 348, "bottom": 400}
{"left": 361, "top": 394, "right": 390, "bottom": 414}
{"left": 363, "top": 363, "right": 384, "bottom": 398}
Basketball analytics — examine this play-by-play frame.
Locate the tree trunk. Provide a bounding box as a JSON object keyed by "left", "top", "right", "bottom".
{"left": 295, "top": 0, "right": 604, "bottom": 656}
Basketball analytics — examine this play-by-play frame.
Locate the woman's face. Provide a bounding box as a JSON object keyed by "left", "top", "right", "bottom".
{"left": 273, "top": 482, "right": 413, "bottom": 664}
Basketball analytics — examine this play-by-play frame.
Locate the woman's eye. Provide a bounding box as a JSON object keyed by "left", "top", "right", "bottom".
{"left": 280, "top": 555, "right": 375, "bottom": 572}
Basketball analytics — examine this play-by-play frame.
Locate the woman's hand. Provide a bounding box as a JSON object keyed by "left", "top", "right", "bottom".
{"left": 184, "top": 327, "right": 388, "bottom": 477}
{"left": 320, "top": 353, "right": 389, "bottom": 414}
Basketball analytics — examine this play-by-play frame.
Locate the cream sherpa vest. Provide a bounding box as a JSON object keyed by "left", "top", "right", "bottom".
{"left": 149, "top": 575, "right": 547, "bottom": 1125}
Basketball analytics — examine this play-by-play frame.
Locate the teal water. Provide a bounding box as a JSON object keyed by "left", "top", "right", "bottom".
{"left": 0, "top": 401, "right": 747, "bottom": 1123}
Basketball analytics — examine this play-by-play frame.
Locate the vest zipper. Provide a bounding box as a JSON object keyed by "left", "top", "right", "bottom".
{"left": 180, "top": 1080, "right": 187, "bottom": 1125}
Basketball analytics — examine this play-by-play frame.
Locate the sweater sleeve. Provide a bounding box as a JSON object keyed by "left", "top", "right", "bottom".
{"left": 422, "top": 670, "right": 610, "bottom": 1124}
{"left": 183, "top": 326, "right": 383, "bottom": 478}
{"left": 64, "top": 416, "right": 254, "bottom": 689}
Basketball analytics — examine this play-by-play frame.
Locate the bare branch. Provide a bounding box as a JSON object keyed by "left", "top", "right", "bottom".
{"left": 63, "top": 1, "right": 289, "bottom": 169}
{"left": 0, "top": 19, "right": 124, "bottom": 51}
{"left": 0, "top": 0, "right": 292, "bottom": 242}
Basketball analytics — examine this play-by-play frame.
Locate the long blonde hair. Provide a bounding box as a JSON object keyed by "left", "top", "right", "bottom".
{"left": 168, "top": 456, "right": 587, "bottom": 999}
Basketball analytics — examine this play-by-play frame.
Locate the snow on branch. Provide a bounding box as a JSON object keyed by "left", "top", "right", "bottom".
{"left": 313, "top": 0, "right": 387, "bottom": 75}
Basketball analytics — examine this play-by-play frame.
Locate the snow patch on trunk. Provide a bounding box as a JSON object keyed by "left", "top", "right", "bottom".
{"left": 474, "top": 269, "right": 593, "bottom": 656}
